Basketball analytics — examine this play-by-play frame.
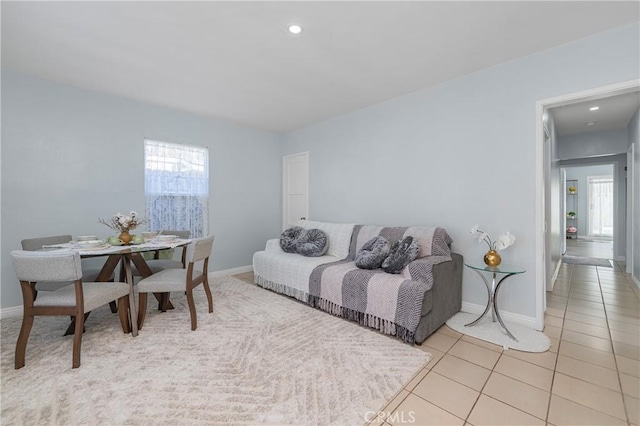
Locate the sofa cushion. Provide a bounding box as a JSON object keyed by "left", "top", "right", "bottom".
{"left": 296, "top": 229, "right": 329, "bottom": 257}
{"left": 382, "top": 236, "right": 421, "bottom": 274}
{"left": 355, "top": 236, "right": 391, "bottom": 269}
{"left": 351, "top": 225, "right": 452, "bottom": 259}
{"left": 279, "top": 226, "right": 304, "bottom": 253}
{"left": 298, "top": 220, "right": 355, "bottom": 260}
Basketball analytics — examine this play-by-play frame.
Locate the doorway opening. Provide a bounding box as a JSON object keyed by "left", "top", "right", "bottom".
{"left": 562, "top": 164, "right": 615, "bottom": 261}
{"left": 534, "top": 79, "right": 639, "bottom": 331}
{"left": 587, "top": 175, "right": 614, "bottom": 238}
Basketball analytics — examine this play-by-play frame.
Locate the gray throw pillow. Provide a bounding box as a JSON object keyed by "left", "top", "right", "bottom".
{"left": 355, "top": 236, "right": 391, "bottom": 269}
{"left": 382, "top": 236, "right": 421, "bottom": 274}
{"left": 280, "top": 226, "right": 304, "bottom": 253}
{"left": 296, "top": 228, "right": 329, "bottom": 257}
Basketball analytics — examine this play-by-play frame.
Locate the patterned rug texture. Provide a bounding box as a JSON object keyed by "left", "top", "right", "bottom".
{"left": 562, "top": 255, "right": 612, "bottom": 268}
{"left": 1, "top": 276, "right": 431, "bottom": 425}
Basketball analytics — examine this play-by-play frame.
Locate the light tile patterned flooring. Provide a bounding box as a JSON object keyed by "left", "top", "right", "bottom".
{"left": 233, "top": 265, "right": 640, "bottom": 425}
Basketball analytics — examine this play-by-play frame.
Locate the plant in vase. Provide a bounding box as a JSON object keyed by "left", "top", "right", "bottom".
{"left": 470, "top": 224, "right": 516, "bottom": 267}
{"left": 99, "top": 211, "right": 145, "bottom": 245}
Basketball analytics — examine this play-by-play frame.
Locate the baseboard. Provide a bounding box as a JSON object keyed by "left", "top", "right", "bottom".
{"left": 461, "top": 301, "right": 538, "bottom": 330}
{"left": 1, "top": 265, "right": 254, "bottom": 320}
{"left": 209, "top": 265, "right": 253, "bottom": 278}
{"left": 0, "top": 305, "right": 23, "bottom": 320}
{"left": 633, "top": 274, "right": 640, "bottom": 291}
{"left": 548, "top": 261, "right": 562, "bottom": 292}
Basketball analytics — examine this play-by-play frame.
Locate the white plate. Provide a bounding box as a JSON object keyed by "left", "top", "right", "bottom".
{"left": 74, "top": 240, "right": 105, "bottom": 249}
{"left": 76, "top": 243, "right": 111, "bottom": 251}
{"left": 76, "top": 235, "right": 99, "bottom": 242}
{"left": 155, "top": 235, "right": 178, "bottom": 242}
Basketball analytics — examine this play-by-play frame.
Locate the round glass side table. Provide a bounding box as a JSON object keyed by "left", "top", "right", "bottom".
{"left": 464, "top": 262, "right": 526, "bottom": 341}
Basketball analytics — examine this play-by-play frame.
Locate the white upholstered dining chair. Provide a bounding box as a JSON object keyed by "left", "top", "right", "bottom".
{"left": 21, "top": 234, "right": 118, "bottom": 313}
{"left": 137, "top": 235, "right": 214, "bottom": 331}
{"left": 10, "top": 250, "right": 130, "bottom": 369}
{"left": 21, "top": 234, "right": 114, "bottom": 287}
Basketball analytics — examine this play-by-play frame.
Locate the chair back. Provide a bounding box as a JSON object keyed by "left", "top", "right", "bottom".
{"left": 21, "top": 235, "right": 72, "bottom": 251}
{"left": 11, "top": 250, "right": 83, "bottom": 283}
{"left": 188, "top": 236, "right": 215, "bottom": 264}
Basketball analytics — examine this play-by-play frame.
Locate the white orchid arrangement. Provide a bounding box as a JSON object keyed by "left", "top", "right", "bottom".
{"left": 99, "top": 211, "right": 145, "bottom": 233}
{"left": 470, "top": 224, "right": 516, "bottom": 251}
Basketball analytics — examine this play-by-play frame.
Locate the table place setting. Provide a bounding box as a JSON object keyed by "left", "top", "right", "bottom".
{"left": 41, "top": 236, "right": 192, "bottom": 255}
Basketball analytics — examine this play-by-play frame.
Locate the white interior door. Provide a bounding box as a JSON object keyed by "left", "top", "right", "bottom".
{"left": 283, "top": 152, "right": 309, "bottom": 229}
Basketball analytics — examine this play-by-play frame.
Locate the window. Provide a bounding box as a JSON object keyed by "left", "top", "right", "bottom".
{"left": 144, "top": 139, "right": 209, "bottom": 237}
{"left": 587, "top": 175, "right": 613, "bottom": 237}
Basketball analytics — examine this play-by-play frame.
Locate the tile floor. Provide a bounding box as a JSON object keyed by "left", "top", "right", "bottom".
{"left": 564, "top": 238, "right": 614, "bottom": 260}
{"left": 233, "top": 264, "right": 640, "bottom": 426}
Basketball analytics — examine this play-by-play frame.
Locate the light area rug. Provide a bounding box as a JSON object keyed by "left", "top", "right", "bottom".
{"left": 562, "top": 255, "right": 612, "bottom": 268}
{"left": 1, "top": 276, "right": 431, "bottom": 425}
{"left": 446, "top": 312, "right": 551, "bottom": 352}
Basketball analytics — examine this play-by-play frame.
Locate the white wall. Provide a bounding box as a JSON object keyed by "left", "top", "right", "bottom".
{"left": 283, "top": 23, "right": 640, "bottom": 321}
{"left": 1, "top": 71, "right": 283, "bottom": 309}
{"left": 558, "top": 128, "right": 629, "bottom": 160}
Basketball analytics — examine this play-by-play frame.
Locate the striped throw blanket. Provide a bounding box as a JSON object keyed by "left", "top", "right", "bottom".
{"left": 308, "top": 225, "right": 452, "bottom": 343}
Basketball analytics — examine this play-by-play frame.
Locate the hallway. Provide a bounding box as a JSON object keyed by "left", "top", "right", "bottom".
{"left": 565, "top": 238, "right": 614, "bottom": 260}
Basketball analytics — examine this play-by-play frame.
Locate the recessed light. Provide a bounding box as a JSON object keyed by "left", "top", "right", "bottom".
{"left": 288, "top": 24, "right": 302, "bottom": 35}
{"left": 586, "top": 122, "right": 596, "bottom": 126}
{"left": 589, "top": 106, "right": 599, "bottom": 111}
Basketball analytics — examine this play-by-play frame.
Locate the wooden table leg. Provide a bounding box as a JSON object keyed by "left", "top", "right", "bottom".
{"left": 122, "top": 255, "right": 138, "bottom": 337}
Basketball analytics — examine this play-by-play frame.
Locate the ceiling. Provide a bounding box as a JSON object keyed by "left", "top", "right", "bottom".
{"left": 2, "top": 2, "right": 639, "bottom": 133}
{"left": 552, "top": 91, "right": 640, "bottom": 137}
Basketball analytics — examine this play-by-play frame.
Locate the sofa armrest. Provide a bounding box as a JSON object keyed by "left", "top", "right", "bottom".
{"left": 265, "top": 239, "right": 283, "bottom": 253}
{"left": 404, "top": 254, "right": 454, "bottom": 283}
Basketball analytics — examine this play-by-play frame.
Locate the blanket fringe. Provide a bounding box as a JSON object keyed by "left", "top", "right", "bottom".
{"left": 255, "top": 275, "right": 310, "bottom": 303}
{"left": 308, "top": 295, "right": 416, "bottom": 344}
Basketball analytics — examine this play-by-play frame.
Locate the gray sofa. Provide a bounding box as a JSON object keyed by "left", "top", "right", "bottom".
{"left": 253, "top": 220, "right": 463, "bottom": 344}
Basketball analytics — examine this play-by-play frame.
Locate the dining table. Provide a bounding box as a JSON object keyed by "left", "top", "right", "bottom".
{"left": 43, "top": 238, "right": 192, "bottom": 337}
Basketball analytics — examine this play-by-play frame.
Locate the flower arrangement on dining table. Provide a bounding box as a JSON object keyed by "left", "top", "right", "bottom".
{"left": 99, "top": 211, "right": 145, "bottom": 245}
{"left": 470, "top": 224, "right": 516, "bottom": 267}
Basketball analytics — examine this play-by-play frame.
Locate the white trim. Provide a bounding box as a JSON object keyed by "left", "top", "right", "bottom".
{"left": 550, "top": 260, "right": 562, "bottom": 291}
{"left": 1, "top": 305, "right": 23, "bottom": 319}
{"left": 1, "top": 265, "right": 255, "bottom": 319}
{"left": 633, "top": 274, "right": 640, "bottom": 291}
{"left": 535, "top": 79, "right": 640, "bottom": 334}
{"left": 625, "top": 145, "right": 640, "bottom": 274}
{"left": 209, "top": 264, "right": 253, "bottom": 278}
{"left": 461, "top": 301, "right": 538, "bottom": 330}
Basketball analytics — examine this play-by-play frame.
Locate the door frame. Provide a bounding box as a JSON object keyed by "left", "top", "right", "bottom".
{"left": 535, "top": 78, "right": 639, "bottom": 331}
{"left": 282, "top": 151, "right": 309, "bottom": 230}
{"left": 628, "top": 143, "right": 636, "bottom": 274}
